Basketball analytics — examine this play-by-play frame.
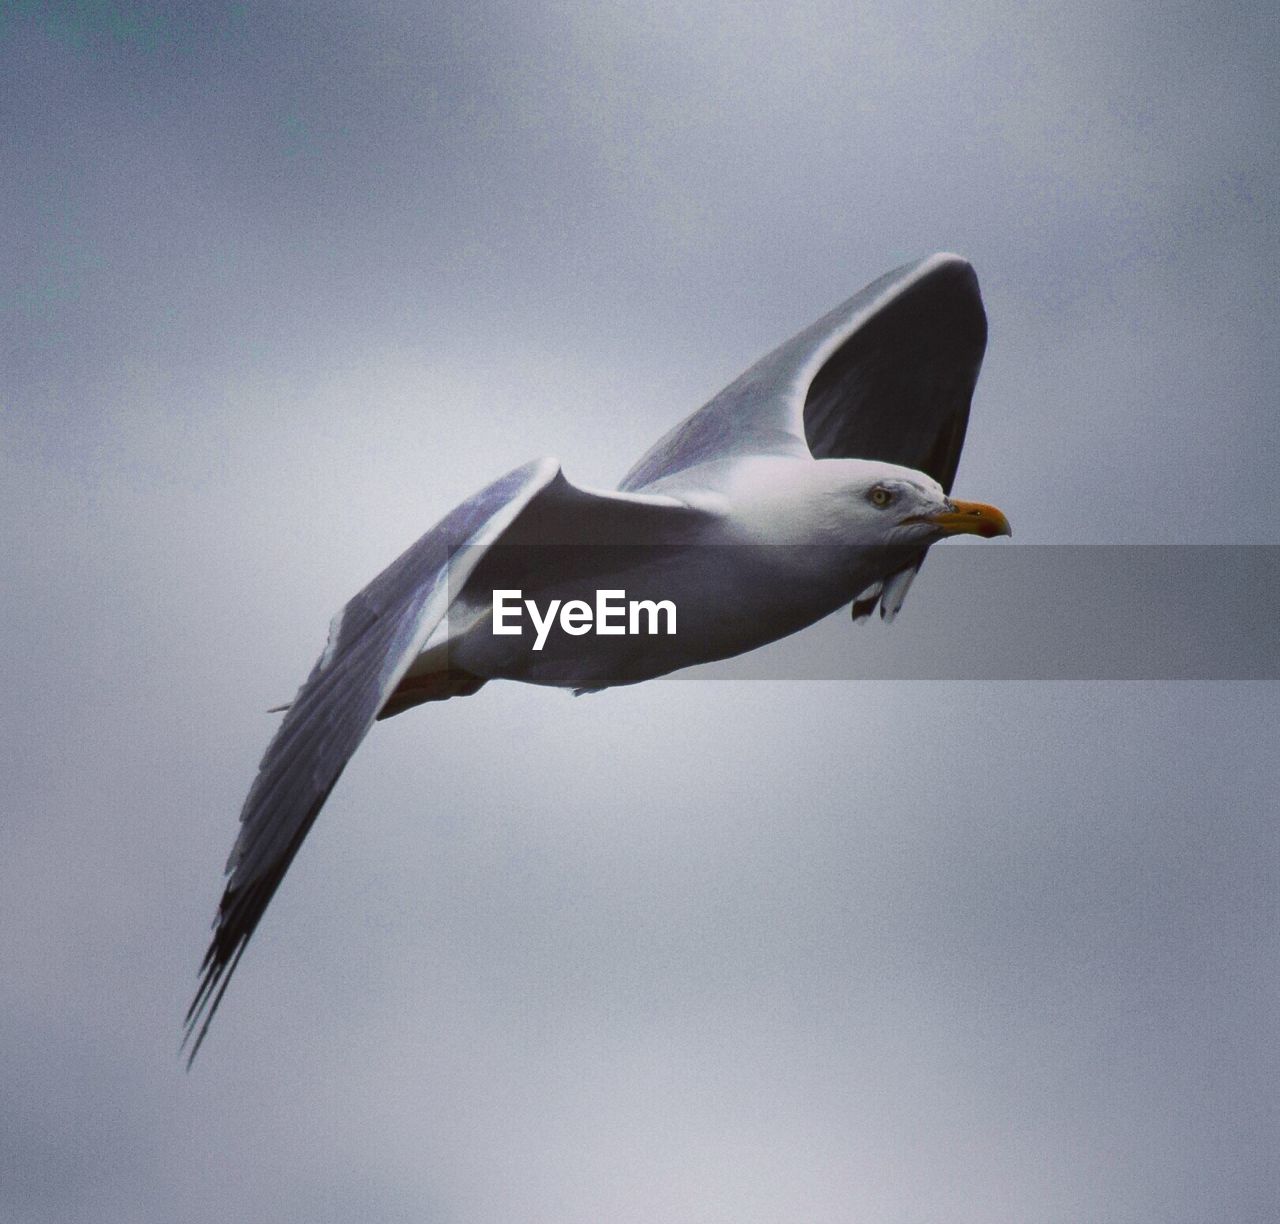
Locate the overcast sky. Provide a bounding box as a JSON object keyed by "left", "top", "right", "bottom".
{"left": 3, "top": 3, "right": 1277, "bottom": 1221}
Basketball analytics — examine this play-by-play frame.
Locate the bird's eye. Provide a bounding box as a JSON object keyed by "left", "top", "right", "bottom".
{"left": 869, "top": 486, "right": 893, "bottom": 507}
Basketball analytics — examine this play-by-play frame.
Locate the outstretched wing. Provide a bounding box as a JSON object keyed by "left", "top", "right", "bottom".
{"left": 620, "top": 252, "right": 986, "bottom": 494}
{"left": 185, "top": 458, "right": 706, "bottom": 1062}
{"left": 184, "top": 458, "right": 558, "bottom": 1062}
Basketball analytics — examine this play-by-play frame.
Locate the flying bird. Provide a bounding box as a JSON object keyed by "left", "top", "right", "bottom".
{"left": 185, "top": 252, "right": 1011, "bottom": 1061}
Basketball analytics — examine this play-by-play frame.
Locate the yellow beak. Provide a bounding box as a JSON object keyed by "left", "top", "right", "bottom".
{"left": 923, "top": 499, "right": 1012, "bottom": 539}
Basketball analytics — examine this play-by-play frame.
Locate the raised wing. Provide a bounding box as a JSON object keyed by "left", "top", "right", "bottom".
{"left": 620, "top": 252, "right": 986, "bottom": 495}
{"left": 185, "top": 458, "right": 706, "bottom": 1062}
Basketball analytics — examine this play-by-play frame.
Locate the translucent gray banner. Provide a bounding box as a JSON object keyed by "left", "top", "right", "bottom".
{"left": 446, "top": 546, "right": 1279, "bottom": 681}
{"left": 686, "top": 545, "right": 1279, "bottom": 681}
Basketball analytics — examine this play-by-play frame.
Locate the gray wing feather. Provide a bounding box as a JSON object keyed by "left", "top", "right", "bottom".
{"left": 184, "top": 457, "right": 560, "bottom": 1062}
{"left": 620, "top": 253, "right": 986, "bottom": 494}
{"left": 185, "top": 458, "right": 708, "bottom": 1061}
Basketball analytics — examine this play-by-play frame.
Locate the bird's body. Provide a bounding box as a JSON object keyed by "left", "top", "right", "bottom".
{"left": 185, "top": 252, "right": 1011, "bottom": 1061}
{"left": 430, "top": 456, "right": 983, "bottom": 692}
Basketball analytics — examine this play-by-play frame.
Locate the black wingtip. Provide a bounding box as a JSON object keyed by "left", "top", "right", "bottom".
{"left": 182, "top": 788, "right": 333, "bottom": 1067}
{"left": 182, "top": 937, "right": 248, "bottom": 1069}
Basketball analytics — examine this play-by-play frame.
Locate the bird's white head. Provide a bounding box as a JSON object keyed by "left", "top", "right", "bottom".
{"left": 715, "top": 455, "right": 1010, "bottom": 551}
{"left": 762, "top": 455, "right": 1013, "bottom": 553}
{"left": 821, "top": 458, "right": 1011, "bottom": 546}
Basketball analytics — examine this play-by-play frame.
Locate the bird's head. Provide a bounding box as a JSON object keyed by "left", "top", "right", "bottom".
{"left": 823, "top": 458, "right": 1011, "bottom": 547}
{"left": 717, "top": 456, "right": 1010, "bottom": 553}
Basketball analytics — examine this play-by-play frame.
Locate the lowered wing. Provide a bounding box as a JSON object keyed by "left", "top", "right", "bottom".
{"left": 185, "top": 460, "right": 706, "bottom": 1062}
{"left": 184, "top": 458, "right": 556, "bottom": 1061}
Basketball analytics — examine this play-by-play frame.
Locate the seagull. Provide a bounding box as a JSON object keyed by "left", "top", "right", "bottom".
{"left": 184, "top": 252, "right": 1011, "bottom": 1061}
